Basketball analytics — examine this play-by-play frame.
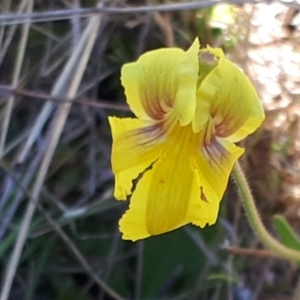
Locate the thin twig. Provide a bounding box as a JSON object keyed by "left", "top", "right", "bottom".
{"left": 0, "top": 84, "right": 129, "bottom": 111}
{"left": 1, "top": 0, "right": 300, "bottom": 26}
{"left": 225, "top": 245, "right": 284, "bottom": 259}
{"left": 3, "top": 0, "right": 300, "bottom": 26}
{"left": 0, "top": 1, "right": 224, "bottom": 25}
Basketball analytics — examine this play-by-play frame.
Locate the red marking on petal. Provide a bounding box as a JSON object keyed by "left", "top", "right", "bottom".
{"left": 141, "top": 88, "right": 174, "bottom": 121}
{"left": 147, "top": 100, "right": 172, "bottom": 120}
{"left": 201, "top": 119, "right": 229, "bottom": 169}
{"left": 214, "top": 114, "right": 245, "bottom": 138}
{"left": 132, "top": 121, "right": 167, "bottom": 147}
{"left": 200, "top": 186, "right": 208, "bottom": 202}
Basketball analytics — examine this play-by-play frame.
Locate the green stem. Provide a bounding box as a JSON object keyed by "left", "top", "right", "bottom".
{"left": 232, "top": 161, "right": 300, "bottom": 263}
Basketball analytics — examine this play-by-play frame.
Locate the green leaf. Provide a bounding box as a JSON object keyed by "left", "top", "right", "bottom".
{"left": 272, "top": 215, "right": 300, "bottom": 251}
{"left": 141, "top": 224, "right": 221, "bottom": 298}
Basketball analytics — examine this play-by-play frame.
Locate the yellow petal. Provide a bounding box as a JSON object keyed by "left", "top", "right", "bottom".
{"left": 191, "top": 138, "right": 244, "bottom": 226}
{"left": 173, "top": 38, "right": 199, "bottom": 126}
{"left": 121, "top": 39, "right": 199, "bottom": 125}
{"left": 192, "top": 47, "right": 223, "bottom": 132}
{"left": 205, "top": 45, "right": 224, "bottom": 59}
{"left": 119, "top": 148, "right": 200, "bottom": 241}
{"left": 193, "top": 49, "right": 265, "bottom": 139}
{"left": 183, "top": 169, "right": 211, "bottom": 227}
{"left": 117, "top": 119, "right": 245, "bottom": 241}
{"left": 226, "top": 106, "right": 265, "bottom": 143}
{"left": 109, "top": 116, "right": 165, "bottom": 200}
{"left": 192, "top": 79, "right": 214, "bottom": 133}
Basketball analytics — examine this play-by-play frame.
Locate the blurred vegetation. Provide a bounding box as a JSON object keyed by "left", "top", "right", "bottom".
{"left": 0, "top": 1, "right": 300, "bottom": 300}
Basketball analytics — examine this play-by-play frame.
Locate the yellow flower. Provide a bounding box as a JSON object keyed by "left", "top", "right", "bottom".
{"left": 109, "top": 38, "right": 264, "bottom": 241}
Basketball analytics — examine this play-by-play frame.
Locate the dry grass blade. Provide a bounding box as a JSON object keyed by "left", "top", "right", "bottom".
{"left": 0, "top": 84, "right": 129, "bottom": 111}
{"left": 0, "top": 0, "right": 28, "bottom": 65}
{"left": 225, "top": 246, "right": 284, "bottom": 259}
{"left": 0, "top": 0, "right": 11, "bottom": 56}
{"left": 16, "top": 4, "right": 104, "bottom": 164}
{"left": 0, "top": 4, "right": 103, "bottom": 300}
{"left": 0, "top": 0, "right": 33, "bottom": 158}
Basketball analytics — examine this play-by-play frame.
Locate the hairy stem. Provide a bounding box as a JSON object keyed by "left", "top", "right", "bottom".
{"left": 232, "top": 161, "right": 300, "bottom": 263}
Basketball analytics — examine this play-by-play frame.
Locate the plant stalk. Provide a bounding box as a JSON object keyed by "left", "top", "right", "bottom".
{"left": 232, "top": 161, "right": 300, "bottom": 263}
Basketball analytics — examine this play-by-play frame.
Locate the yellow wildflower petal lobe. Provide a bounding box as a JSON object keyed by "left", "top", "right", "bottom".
{"left": 192, "top": 138, "right": 244, "bottom": 226}
{"left": 192, "top": 47, "right": 221, "bottom": 133}
{"left": 173, "top": 38, "right": 199, "bottom": 126}
{"left": 205, "top": 45, "right": 224, "bottom": 59}
{"left": 146, "top": 151, "right": 191, "bottom": 235}
{"left": 109, "top": 116, "right": 164, "bottom": 200}
{"left": 121, "top": 48, "right": 183, "bottom": 121}
{"left": 120, "top": 136, "right": 200, "bottom": 241}
{"left": 121, "top": 39, "right": 199, "bottom": 125}
{"left": 183, "top": 169, "right": 211, "bottom": 228}
{"left": 121, "top": 64, "right": 148, "bottom": 120}
{"left": 194, "top": 50, "right": 264, "bottom": 138}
